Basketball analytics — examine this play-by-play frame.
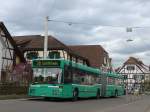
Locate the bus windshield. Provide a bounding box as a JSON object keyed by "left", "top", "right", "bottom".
{"left": 33, "top": 68, "right": 62, "bottom": 84}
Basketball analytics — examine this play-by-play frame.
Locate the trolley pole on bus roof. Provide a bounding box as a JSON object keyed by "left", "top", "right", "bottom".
{"left": 44, "top": 16, "right": 49, "bottom": 59}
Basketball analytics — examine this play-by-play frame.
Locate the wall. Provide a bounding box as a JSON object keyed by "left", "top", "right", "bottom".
{"left": 0, "top": 36, "right": 3, "bottom": 80}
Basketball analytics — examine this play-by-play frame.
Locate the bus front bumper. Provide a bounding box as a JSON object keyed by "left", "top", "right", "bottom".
{"left": 28, "top": 85, "right": 71, "bottom": 98}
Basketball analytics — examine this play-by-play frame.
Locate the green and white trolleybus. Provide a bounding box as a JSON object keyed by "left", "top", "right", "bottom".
{"left": 28, "top": 59, "right": 125, "bottom": 100}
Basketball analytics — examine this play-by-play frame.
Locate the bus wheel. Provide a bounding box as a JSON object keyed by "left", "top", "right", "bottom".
{"left": 44, "top": 97, "right": 50, "bottom": 100}
{"left": 115, "top": 90, "right": 118, "bottom": 97}
{"left": 72, "top": 89, "right": 78, "bottom": 101}
{"left": 96, "top": 90, "right": 100, "bottom": 99}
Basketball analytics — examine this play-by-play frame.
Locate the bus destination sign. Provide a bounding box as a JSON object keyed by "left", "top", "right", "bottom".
{"left": 33, "top": 60, "right": 60, "bottom": 67}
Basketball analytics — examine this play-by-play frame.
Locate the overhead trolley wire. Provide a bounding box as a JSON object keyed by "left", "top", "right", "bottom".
{"left": 48, "top": 18, "right": 150, "bottom": 29}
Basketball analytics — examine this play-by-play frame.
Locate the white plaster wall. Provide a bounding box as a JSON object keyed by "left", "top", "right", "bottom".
{"left": 0, "top": 38, "right": 3, "bottom": 79}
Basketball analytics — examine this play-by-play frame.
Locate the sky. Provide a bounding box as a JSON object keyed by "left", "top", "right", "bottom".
{"left": 0, "top": 0, "right": 150, "bottom": 67}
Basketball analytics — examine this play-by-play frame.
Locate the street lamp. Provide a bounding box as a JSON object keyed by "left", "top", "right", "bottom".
{"left": 126, "top": 39, "right": 133, "bottom": 42}
{"left": 126, "top": 27, "right": 134, "bottom": 42}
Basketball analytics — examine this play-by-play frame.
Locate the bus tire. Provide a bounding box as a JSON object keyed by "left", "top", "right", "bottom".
{"left": 96, "top": 89, "right": 100, "bottom": 99}
{"left": 44, "top": 97, "right": 50, "bottom": 100}
{"left": 115, "top": 90, "right": 118, "bottom": 97}
{"left": 124, "top": 90, "right": 126, "bottom": 95}
{"left": 72, "top": 89, "right": 78, "bottom": 101}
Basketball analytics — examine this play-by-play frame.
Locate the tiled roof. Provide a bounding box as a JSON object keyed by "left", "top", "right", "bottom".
{"left": 118, "top": 57, "right": 150, "bottom": 73}
{"left": 69, "top": 45, "right": 108, "bottom": 68}
{"left": 124, "top": 57, "right": 143, "bottom": 65}
{"left": 14, "top": 35, "right": 68, "bottom": 50}
{"left": 14, "top": 35, "right": 109, "bottom": 67}
{"left": 13, "top": 35, "right": 90, "bottom": 65}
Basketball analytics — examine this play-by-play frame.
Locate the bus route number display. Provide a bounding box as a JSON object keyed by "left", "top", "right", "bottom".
{"left": 33, "top": 60, "right": 60, "bottom": 67}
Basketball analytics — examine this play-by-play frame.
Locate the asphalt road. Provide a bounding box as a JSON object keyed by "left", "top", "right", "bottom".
{"left": 0, "top": 95, "right": 149, "bottom": 112}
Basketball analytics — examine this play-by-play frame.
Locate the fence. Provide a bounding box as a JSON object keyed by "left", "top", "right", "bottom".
{"left": 0, "top": 63, "right": 33, "bottom": 95}
{"left": 0, "top": 82, "right": 28, "bottom": 95}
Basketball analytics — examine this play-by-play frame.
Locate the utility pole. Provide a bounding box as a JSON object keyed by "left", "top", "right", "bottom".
{"left": 44, "top": 16, "right": 49, "bottom": 59}
{"left": 43, "top": 16, "right": 49, "bottom": 79}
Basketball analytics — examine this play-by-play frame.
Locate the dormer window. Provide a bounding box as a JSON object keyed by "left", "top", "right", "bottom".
{"left": 48, "top": 51, "right": 60, "bottom": 59}
{"left": 127, "top": 65, "right": 135, "bottom": 70}
{"left": 26, "top": 51, "right": 39, "bottom": 60}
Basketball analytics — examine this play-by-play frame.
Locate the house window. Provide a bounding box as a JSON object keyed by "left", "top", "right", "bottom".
{"left": 26, "top": 52, "right": 39, "bottom": 60}
{"left": 127, "top": 65, "right": 135, "bottom": 70}
{"left": 48, "top": 51, "right": 60, "bottom": 59}
{"left": 123, "top": 75, "right": 128, "bottom": 79}
{"left": 141, "top": 75, "right": 144, "bottom": 80}
{"left": 104, "top": 57, "right": 106, "bottom": 65}
{"left": 107, "top": 77, "right": 114, "bottom": 85}
{"left": 133, "top": 75, "right": 137, "bottom": 80}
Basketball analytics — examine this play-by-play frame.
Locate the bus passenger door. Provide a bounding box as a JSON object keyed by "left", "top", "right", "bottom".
{"left": 80, "top": 77, "right": 88, "bottom": 97}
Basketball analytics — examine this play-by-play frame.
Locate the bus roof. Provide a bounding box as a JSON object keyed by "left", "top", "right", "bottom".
{"left": 63, "top": 60, "right": 101, "bottom": 75}
{"left": 107, "top": 72, "right": 123, "bottom": 78}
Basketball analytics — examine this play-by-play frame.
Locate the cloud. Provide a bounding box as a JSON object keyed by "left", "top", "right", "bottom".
{"left": 0, "top": 0, "right": 150, "bottom": 67}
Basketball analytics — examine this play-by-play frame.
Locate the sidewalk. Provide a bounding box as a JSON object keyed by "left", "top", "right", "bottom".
{"left": 0, "top": 95, "right": 28, "bottom": 100}
{"left": 101, "top": 95, "right": 150, "bottom": 112}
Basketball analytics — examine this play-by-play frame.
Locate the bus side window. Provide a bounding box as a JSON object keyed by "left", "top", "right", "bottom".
{"left": 72, "top": 73, "right": 79, "bottom": 84}
{"left": 107, "top": 77, "right": 114, "bottom": 85}
{"left": 115, "top": 78, "right": 119, "bottom": 85}
{"left": 64, "top": 66, "right": 72, "bottom": 83}
{"left": 81, "top": 72, "right": 89, "bottom": 85}
{"left": 113, "top": 78, "right": 115, "bottom": 84}
{"left": 119, "top": 79, "right": 123, "bottom": 86}
{"left": 96, "top": 76, "right": 101, "bottom": 84}
{"left": 81, "top": 77, "right": 85, "bottom": 84}
{"left": 87, "top": 74, "right": 97, "bottom": 85}
{"left": 90, "top": 75, "right": 96, "bottom": 85}
{"left": 79, "top": 71, "right": 87, "bottom": 85}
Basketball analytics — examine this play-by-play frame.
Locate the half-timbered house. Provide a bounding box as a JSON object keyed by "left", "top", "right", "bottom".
{"left": 0, "top": 22, "right": 26, "bottom": 83}
{"left": 117, "top": 57, "right": 150, "bottom": 93}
